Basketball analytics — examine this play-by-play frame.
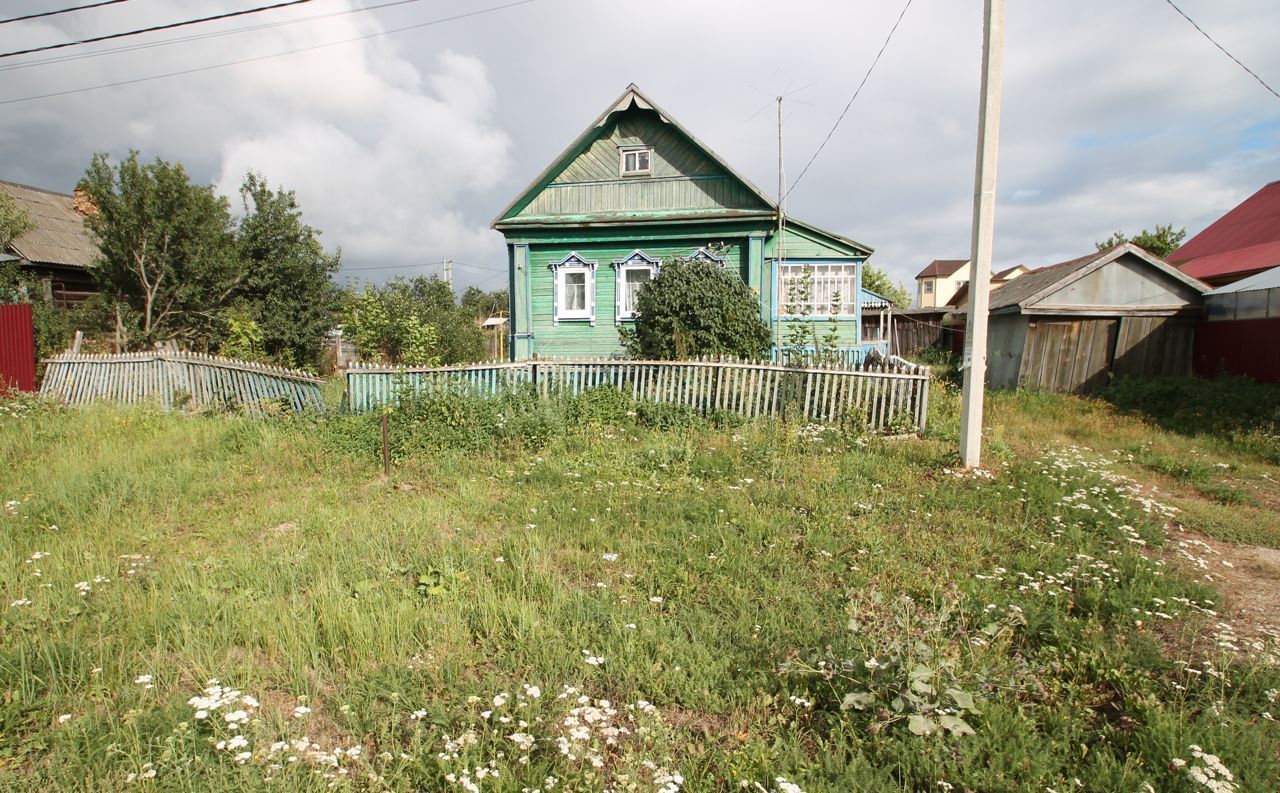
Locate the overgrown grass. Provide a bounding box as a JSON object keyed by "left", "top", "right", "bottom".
{"left": 0, "top": 379, "right": 1278, "bottom": 791}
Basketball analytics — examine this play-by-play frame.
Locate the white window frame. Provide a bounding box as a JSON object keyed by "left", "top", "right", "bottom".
{"left": 619, "top": 146, "right": 653, "bottom": 177}
{"left": 778, "top": 260, "right": 860, "bottom": 317}
{"left": 687, "top": 246, "right": 726, "bottom": 266}
{"left": 612, "top": 249, "right": 660, "bottom": 323}
{"left": 551, "top": 252, "right": 597, "bottom": 325}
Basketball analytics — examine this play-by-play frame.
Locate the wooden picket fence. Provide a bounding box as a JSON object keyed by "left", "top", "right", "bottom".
{"left": 346, "top": 355, "right": 931, "bottom": 432}
{"left": 39, "top": 352, "right": 325, "bottom": 415}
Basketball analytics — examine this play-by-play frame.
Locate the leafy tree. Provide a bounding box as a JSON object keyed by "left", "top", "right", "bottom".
{"left": 234, "top": 173, "right": 341, "bottom": 368}
{"left": 0, "top": 190, "right": 35, "bottom": 249}
{"left": 1096, "top": 224, "right": 1187, "bottom": 259}
{"left": 219, "top": 305, "right": 266, "bottom": 362}
{"left": 77, "top": 151, "right": 239, "bottom": 349}
{"left": 342, "top": 281, "right": 441, "bottom": 366}
{"left": 861, "top": 263, "right": 911, "bottom": 307}
{"left": 621, "top": 258, "right": 771, "bottom": 360}
{"left": 461, "top": 286, "right": 508, "bottom": 318}
{"left": 404, "top": 276, "right": 484, "bottom": 364}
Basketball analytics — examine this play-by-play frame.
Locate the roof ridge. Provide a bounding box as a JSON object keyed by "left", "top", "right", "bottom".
{"left": 0, "top": 179, "right": 74, "bottom": 198}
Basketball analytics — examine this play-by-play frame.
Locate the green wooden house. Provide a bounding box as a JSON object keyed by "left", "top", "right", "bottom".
{"left": 493, "top": 84, "right": 884, "bottom": 361}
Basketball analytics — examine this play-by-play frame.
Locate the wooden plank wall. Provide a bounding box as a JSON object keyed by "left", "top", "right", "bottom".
{"left": 1017, "top": 315, "right": 1195, "bottom": 394}
{"left": 346, "top": 356, "right": 932, "bottom": 433}
{"left": 39, "top": 352, "right": 325, "bottom": 415}
{"left": 890, "top": 315, "right": 948, "bottom": 358}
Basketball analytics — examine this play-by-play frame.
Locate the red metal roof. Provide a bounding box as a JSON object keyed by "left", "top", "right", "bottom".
{"left": 1170, "top": 180, "right": 1280, "bottom": 281}
{"left": 915, "top": 258, "right": 968, "bottom": 279}
{"left": 1180, "top": 240, "right": 1280, "bottom": 283}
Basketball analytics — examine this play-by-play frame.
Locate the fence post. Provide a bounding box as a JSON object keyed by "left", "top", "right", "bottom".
{"left": 381, "top": 412, "right": 390, "bottom": 477}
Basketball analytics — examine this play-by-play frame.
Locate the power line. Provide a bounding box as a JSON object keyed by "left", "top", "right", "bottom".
{"left": 0, "top": 0, "right": 314, "bottom": 60}
{"left": 784, "top": 0, "right": 914, "bottom": 200}
{"left": 341, "top": 260, "right": 506, "bottom": 273}
{"left": 0, "top": 0, "right": 429, "bottom": 73}
{"left": 0, "top": 0, "right": 538, "bottom": 105}
{"left": 0, "top": 0, "right": 133, "bottom": 26}
{"left": 1162, "top": 0, "right": 1278, "bottom": 100}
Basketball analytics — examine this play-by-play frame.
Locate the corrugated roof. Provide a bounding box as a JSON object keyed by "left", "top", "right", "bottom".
{"left": 1, "top": 180, "right": 96, "bottom": 268}
{"left": 1179, "top": 240, "right": 1280, "bottom": 282}
{"left": 987, "top": 252, "right": 1101, "bottom": 311}
{"left": 915, "top": 258, "right": 967, "bottom": 279}
{"left": 1170, "top": 180, "right": 1280, "bottom": 280}
{"left": 1206, "top": 264, "right": 1280, "bottom": 295}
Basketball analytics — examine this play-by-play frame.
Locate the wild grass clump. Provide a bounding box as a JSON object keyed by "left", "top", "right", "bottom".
{"left": 1102, "top": 376, "right": 1280, "bottom": 464}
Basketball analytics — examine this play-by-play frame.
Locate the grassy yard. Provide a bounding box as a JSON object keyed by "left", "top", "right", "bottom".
{"left": 1, "top": 377, "right": 1278, "bottom": 792}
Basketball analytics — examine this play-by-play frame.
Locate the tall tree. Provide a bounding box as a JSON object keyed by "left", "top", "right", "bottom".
{"left": 77, "top": 151, "right": 239, "bottom": 349}
{"left": 235, "top": 173, "right": 341, "bottom": 367}
{"left": 1096, "top": 224, "right": 1187, "bottom": 259}
{"left": 861, "top": 263, "right": 911, "bottom": 307}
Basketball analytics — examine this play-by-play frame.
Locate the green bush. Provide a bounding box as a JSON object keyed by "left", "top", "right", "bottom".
{"left": 620, "top": 258, "right": 771, "bottom": 360}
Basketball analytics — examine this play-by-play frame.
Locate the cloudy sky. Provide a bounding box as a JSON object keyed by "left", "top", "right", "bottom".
{"left": 1, "top": 0, "right": 1277, "bottom": 296}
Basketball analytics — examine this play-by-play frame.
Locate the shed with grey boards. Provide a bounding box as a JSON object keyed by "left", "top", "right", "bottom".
{"left": 974, "top": 244, "right": 1208, "bottom": 393}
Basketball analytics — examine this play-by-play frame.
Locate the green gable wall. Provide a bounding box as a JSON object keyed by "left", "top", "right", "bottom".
{"left": 506, "top": 108, "right": 771, "bottom": 224}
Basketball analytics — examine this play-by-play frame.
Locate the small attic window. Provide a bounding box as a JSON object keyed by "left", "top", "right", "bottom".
{"left": 619, "top": 146, "right": 652, "bottom": 176}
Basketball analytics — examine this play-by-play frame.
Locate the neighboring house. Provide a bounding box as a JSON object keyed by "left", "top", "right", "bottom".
{"left": 1169, "top": 180, "right": 1280, "bottom": 287}
{"left": 1, "top": 180, "right": 98, "bottom": 304}
{"left": 973, "top": 243, "right": 1208, "bottom": 393}
{"left": 946, "top": 263, "right": 1029, "bottom": 308}
{"left": 1194, "top": 265, "right": 1280, "bottom": 383}
{"left": 915, "top": 259, "right": 968, "bottom": 308}
{"left": 491, "top": 84, "right": 878, "bottom": 361}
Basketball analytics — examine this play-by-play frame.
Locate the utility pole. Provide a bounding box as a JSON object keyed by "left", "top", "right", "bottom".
{"left": 960, "top": 0, "right": 1005, "bottom": 469}
{"left": 776, "top": 95, "right": 786, "bottom": 352}
{"left": 443, "top": 258, "right": 453, "bottom": 293}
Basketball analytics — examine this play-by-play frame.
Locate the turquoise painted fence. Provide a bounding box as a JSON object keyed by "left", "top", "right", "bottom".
{"left": 345, "top": 356, "right": 931, "bottom": 432}
{"left": 40, "top": 352, "right": 325, "bottom": 415}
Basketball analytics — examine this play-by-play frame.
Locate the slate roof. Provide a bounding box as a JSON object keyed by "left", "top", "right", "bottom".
{"left": 1, "top": 180, "right": 96, "bottom": 268}
{"left": 915, "top": 258, "right": 968, "bottom": 279}
{"left": 1170, "top": 181, "right": 1280, "bottom": 281}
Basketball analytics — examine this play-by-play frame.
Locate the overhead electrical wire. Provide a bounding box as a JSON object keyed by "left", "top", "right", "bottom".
{"left": 0, "top": 0, "right": 315, "bottom": 59}
{"left": 1162, "top": 0, "right": 1278, "bottom": 100}
{"left": 342, "top": 260, "right": 506, "bottom": 273}
{"left": 0, "top": 0, "right": 133, "bottom": 26}
{"left": 0, "top": 0, "right": 429, "bottom": 73}
{"left": 784, "top": 0, "right": 914, "bottom": 200}
{"left": 0, "top": 0, "right": 538, "bottom": 105}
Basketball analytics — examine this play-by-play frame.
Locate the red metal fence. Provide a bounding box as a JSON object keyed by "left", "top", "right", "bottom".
{"left": 1193, "top": 317, "right": 1280, "bottom": 384}
{"left": 0, "top": 303, "right": 36, "bottom": 392}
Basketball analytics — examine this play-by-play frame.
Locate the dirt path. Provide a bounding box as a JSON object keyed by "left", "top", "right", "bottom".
{"left": 1167, "top": 526, "right": 1280, "bottom": 658}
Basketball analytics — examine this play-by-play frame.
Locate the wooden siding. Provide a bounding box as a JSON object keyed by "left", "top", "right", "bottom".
{"left": 513, "top": 109, "right": 769, "bottom": 221}
{"left": 1012, "top": 314, "right": 1196, "bottom": 394}
{"left": 518, "top": 176, "right": 763, "bottom": 219}
{"left": 526, "top": 239, "right": 747, "bottom": 359}
{"left": 1111, "top": 316, "right": 1194, "bottom": 378}
{"left": 767, "top": 225, "right": 859, "bottom": 259}
{"left": 1019, "top": 319, "right": 1116, "bottom": 394}
{"left": 1040, "top": 258, "right": 1202, "bottom": 309}
{"left": 553, "top": 112, "right": 722, "bottom": 183}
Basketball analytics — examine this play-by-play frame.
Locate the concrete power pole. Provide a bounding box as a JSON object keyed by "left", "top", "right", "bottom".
{"left": 959, "top": 0, "right": 1005, "bottom": 469}
{"left": 443, "top": 258, "right": 453, "bottom": 292}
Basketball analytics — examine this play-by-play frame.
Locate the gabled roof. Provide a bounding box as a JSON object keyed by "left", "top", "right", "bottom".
{"left": 988, "top": 244, "right": 1207, "bottom": 313}
{"left": 494, "top": 84, "right": 776, "bottom": 228}
{"left": 1171, "top": 180, "right": 1280, "bottom": 281}
{"left": 915, "top": 258, "right": 967, "bottom": 279}
{"left": 1, "top": 180, "right": 96, "bottom": 268}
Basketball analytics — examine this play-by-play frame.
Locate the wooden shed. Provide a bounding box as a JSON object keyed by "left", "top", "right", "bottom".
{"left": 977, "top": 244, "right": 1208, "bottom": 393}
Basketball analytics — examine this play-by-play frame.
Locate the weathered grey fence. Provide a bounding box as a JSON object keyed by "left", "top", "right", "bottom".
{"left": 40, "top": 352, "right": 325, "bottom": 415}
{"left": 346, "top": 356, "right": 931, "bottom": 432}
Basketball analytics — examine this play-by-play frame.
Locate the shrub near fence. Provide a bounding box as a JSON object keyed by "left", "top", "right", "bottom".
{"left": 40, "top": 351, "right": 325, "bottom": 415}
{"left": 345, "top": 356, "right": 931, "bottom": 433}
